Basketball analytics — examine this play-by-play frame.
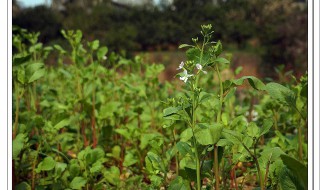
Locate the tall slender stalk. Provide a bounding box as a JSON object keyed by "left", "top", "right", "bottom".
{"left": 91, "top": 56, "right": 97, "bottom": 148}
{"left": 189, "top": 35, "right": 207, "bottom": 190}
{"left": 191, "top": 74, "right": 201, "bottom": 190}
{"left": 31, "top": 143, "right": 41, "bottom": 190}
{"left": 294, "top": 107, "right": 305, "bottom": 160}
{"left": 192, "top": 89, "right": 201, "bottom": 190}
{"left": 253, "top": 143, "right": 264, "bottom": 190}
{"left": 13, "top": 82, "right": 22, "bottom": 139}
{"left": 213, "top": 64, "right": 223, "bottom": 190}
{"left": 298, "top": 125, "right": 303, "bottom": 160}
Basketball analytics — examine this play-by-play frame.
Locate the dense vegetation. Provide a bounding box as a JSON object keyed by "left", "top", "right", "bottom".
{"left": 12, "top": 25, "right": 307, "bottom": 190}
{"left": 13, "top": 0, "right": 307, "bottom": 77}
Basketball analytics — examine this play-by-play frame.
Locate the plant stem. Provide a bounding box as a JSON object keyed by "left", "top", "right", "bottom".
{"left": 13, "top": 82, "right": 22, "bottom": 139}
{"left": 214, "top": 144, "right": 219, "bottom": 189}
{"left": 91, "top": 58, "right": 97, "bottom": 148}
{"left": 192, "top": 134, "right": 201, "bottom": 190}
{"left": 172, "top": 129, "right": 179, "bottom": 175}
{"left": 253, "top": 142, "right": 264, "bottom": 190}
{"left": 233, "top": 135, "right": 263, "bottom": 190}
{"left": 213, "top": 64, "right": 223, "bottom": 190}
{"left": 192, "top": 76, "right": 201, "bottom": 190}
{"left": 32, "top": 143, "right": 41, "bottom": 190}
{"left": 264, "top": 160, "right": 271, "bottom": 188}
{"left": 298, "top": 125, "right": 303, "bottom": 160}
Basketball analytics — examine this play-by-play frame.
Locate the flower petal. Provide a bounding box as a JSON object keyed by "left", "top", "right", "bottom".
{"left": 196, "top": 64, "right": 202, "bottom": 70}
{"left": 177, "top": 61, "right": 185, "bottom": 70}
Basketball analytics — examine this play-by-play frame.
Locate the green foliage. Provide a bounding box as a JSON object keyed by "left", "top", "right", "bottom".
{"left": 194, "top": 123, "right": 223, "bottom": 145}
{"left": 168, "top": 176, "right": 191, "bottom": 190}
{"left": 279, "top": 154, "right": 308, "bottom": 189}
{"left": 12, "top": 26, "right": 307, "bottom": 190}
{"left": 69, "top": 177, "right": 87, "bottom": 190}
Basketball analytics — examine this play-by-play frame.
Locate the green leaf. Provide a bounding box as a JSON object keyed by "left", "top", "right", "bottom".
{"left": 91, "top": 40, "right": 100, "bottom": 50}
{"left": 28, "top": 68, "right": 46, "bottom": 83}
{"left": 69, "top": 160, "right": 80, "bottom": 177}
{"left": 186, "top": 48, "right": 201, "bottom": 62}
{"left": 195, "top": 123, "right": 223, "bottom": 145}
{"left": 70, "top": 177, "right": 87, "bottom": 190}
{"left": 140, "top": 133, "right": 160, "bottom": 150}
{"left": 17, "top": 68, "right": 25, "bottom": 84}
{"left": 184, "top": 167, "right": 197, "bottom": 182}
{"left": 13, "top": 54, "right": 31, "bottom": 66}
{"left": 75, "top": 30, "right": 83, "bottom": 43}
{"left": 240, "top": 136, "right": 253, "bottom": 152}
{"left": 224, "top": 87, "right": 236, "bottom": 102}
{"left": 201, "top": 160, "right": 214, "bottom": 177}
{"left": 279, "top": 167, "right": 305, "bottom": 190}
{"left": 26, "top": 62, "right": 45, "bottom": 83}
{"left": 163, "top": 106, "right": 182, "bottom": 117}
{"left": 146, "top": 152, "right": 166, "bottom": 173}
{"left": 266, "top": 82, "right": 296, "bottom": 107}
{"left": 37, "top": 156, "right": 56, "bottom": 172}
{"left": 247, "top": 122, "right": 259, "bottom": 138}
{"left": 29, "top": 43, "right": 43, "bottom": 53}
{"left": 53, "top": 44, "right": 66, "bottom": 54}
{"left": 221, "top": 113, "right": 229, "bottom": 126}
{"left": 233, "top": 76, "right": 266, "bottom": 90}
{"left": 104, "top": 166, "right": 120, "bottom": 186}
{"left": 111, "top": 145, "right": 121, "bottom": 160}
{"left": 114, "top": 128, "right": 130, "bottom": 140}
{"left": 235, "top": 66, "right": 243, "bottom": 75}
{"left": 222, "top": 129, "right": 243, "bottom": 145}
{"left": 214, "top": 57, "right": 230, "bottom": 65}
{"left": 150, "top": 175, "right": 163, "bottom": 187}
{"left": 99, "top": 101, "right": 121, "bottom": 119}
{"left": 15, "top": 182, "right": 31, "bottom": 190}
{"left": 199, "top": 91, "right": 212, "bottom": 104}
{"left": 123, "top": 153, "right": 138, "bottom": 167}
{"left": 54, "top": 162, "right": 67, "bottom": 178}
{"left": 87, "top": 147, "right": 105, "bottom": 164}
{"left": 230, "top": 115, "right": 247, "bottom": 131}
{"left": 259, "top": 147, "right": 285, "bottom": 167}
{"left": 216, "top": 139, "right": 233, "bottom": 147}
{"left": 54, "top": 119, "right": 70, "bottom": 130}
{"left": 176, "top": 142, "right": 192, "bottom": 157}
{"left": 259, "top": 119, "right": 273, "bottom": 136}
{"left": 180, "top": 128, "right": 193, "bottom": 142}
{"left": 300, "top": 84, "right": 307, "bottom": 98}
{"left": 13, "top": 134, "right": 27, "bottom": 160}
{"left": 168, "top": 176, "right": 191, "bottom": 190}
{"left": 214, "top": 41, "right": 222, "bottom": 56}
{"left": 90, "top": 161, "right": 103, "bottom": 174}
{"left": 179, "top": 44, "right": 193, "bottom": 49}
{"left": 97, "top": 47, "right": 108, "bottom": 61}
{"left": 280, "top": 154, "right": 307, "bottom": 189}
{"left": 166, "top": 146, "right": 178, "bottom": 161}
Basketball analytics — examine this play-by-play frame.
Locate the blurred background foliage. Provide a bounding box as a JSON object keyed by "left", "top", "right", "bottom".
{"left": 13, "top": 0, "right": 307, "bottom": 79}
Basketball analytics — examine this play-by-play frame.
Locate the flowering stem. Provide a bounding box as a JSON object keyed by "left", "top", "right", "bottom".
{"left": 191, "top": 75, "right": 201, "bottom": 190}
{"left": 213, "top": 64, "right": 223, "bottom": 190}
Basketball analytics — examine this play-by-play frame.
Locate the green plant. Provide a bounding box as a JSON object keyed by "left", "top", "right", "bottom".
{"left": 12, "top": 26, "right": 308, "bottom": 190}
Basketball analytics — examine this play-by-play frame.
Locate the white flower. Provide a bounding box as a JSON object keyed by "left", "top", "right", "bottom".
{"left": 103, "top": 56, "right": 107, "bottom": 60}
{"left": 177, "top": 61, "right": 184, "bottom": 70}
{"left": 196, "top": 63, "right": 207, "bottom": 74}
{"left": 179, "top": 69, "right": 193, "bottom": 83}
